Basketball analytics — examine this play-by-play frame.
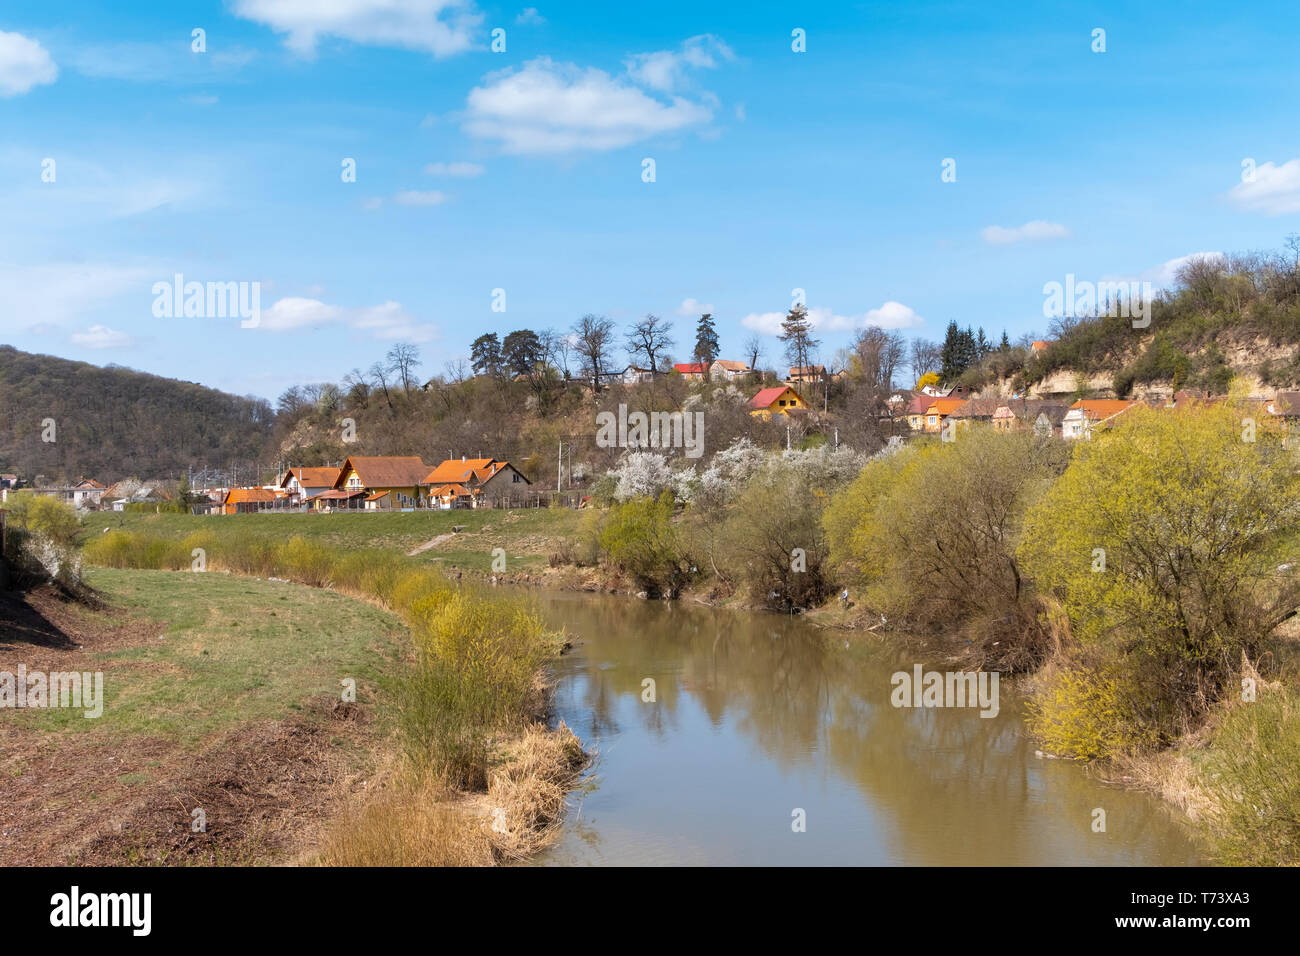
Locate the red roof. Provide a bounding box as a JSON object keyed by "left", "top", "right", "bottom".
{"left": 749, "top": 386, "right": 799, "bottom": 409}
{"left": 674, "top": 362, "right": 707, "bottom": 375}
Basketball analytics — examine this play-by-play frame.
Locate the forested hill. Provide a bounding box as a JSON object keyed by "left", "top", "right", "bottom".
{"left": 0, "top": 345, "right": 274, "bottom": 484}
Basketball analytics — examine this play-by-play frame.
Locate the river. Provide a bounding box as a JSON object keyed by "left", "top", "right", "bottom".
{"left": 530, "top": 591, "right": 1204, "bottom": 866}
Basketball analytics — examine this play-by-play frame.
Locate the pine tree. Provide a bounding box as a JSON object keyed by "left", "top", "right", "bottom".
{"left": 693, "top": 313, "right": 720, "bottom": 366}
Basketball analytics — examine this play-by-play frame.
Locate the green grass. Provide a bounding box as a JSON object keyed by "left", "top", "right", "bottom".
{"left": 90, "top": 507, "right": 581, "bottom": 572}
{"left": 16, "top": 567, "right": 408, "bottom": 746}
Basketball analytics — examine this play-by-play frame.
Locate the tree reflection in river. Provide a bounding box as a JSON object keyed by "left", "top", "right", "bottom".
{"left": 536, "top": 592, "right": 1204, "bottom": 866}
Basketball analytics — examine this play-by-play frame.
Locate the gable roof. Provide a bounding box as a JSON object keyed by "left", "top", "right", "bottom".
{"left": 947, "top": 397, "right": 1005, "bottom": 419}
{"left": 422, "top": 458, "right": 528, "bottom": 486}
{"left": 749, "top": 386, "right": 803, "bottom": 409}
{"left": 72, "top": 477, "right": 106, "bottom": 489}
{"left": 711, "top": 359, "right": 749, "bottom": 372}
{"left": 1269, "top": 391, "right": 1300, "bottom": 416}
{"left": 673, "top": 362, "right": 707, "bottom": 374}
{"left": 905, "top": 394, "right": 932, "bottom": 415}
{"left": 225, "top": 487, "right": 278, "bottom": 505}
{"left": 925, "top": 397, "right": 968, "bottom": 416}
{"left": 337, "top": 456, "right": 429, "bottom": 489}
{"left": 282, "top": 466, "right": 342, "bottom": 489}
{"left": 787, "top": 365, "right": 826, "bottom": 377}
{"left": 1068, "top": 399, "right": 1136, "bottom": 420}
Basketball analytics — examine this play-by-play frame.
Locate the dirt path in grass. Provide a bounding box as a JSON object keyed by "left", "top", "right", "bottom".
{"left": 0, "top": 585, "right": 388, "bottom": 866}
{"left": 407, "top": 533, "right": 456, "bottom": 556}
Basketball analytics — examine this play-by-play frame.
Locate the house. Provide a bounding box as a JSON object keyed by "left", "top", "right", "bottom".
{"left": 334, "top": 456, "right": 430, "bottom": 509}
{"left": 1266, "top": 391, "right": 1300, "bottom": 421}
{"left": 221, "top": 487, "right": 279, "bottom": 515}
{"left": 70, "top": 477, "right": 107, "bottom": 509}
{"left": 306, "top": 489, "right": 368, "bottom": 511}
{"left": 280, "top": 466, "right": 342, "bottom": 503}
{"left": 786, "top": 365, "right": 826, "bottom": 387}
{"left": 946, "top": 397, "right": 1005, "bottom": 429}
{"left": 1031, "top": 340, "right": 1050, "bottom": 354}
{"left": 423, "top": 457, "right": 531, "bottom": 506}
{"left": 992, "top": 399, "right": 1069, "bottom": 435}
{"left": 1061, "top": 399, "right": 1137, "bottom": 440}
{"left": 709, "top": 359, "right": 750, "bottom": 382}
{"left": 110, "top": 485, "right": 173, "bottom": 512}
{"left": 673, "top": 362, "right": 708, "bottom": 381}
{"left": 623, "top": 366, "right": 655, "bottom": 385}
{"left": 923, "top": 397, "right": 968, "bottom": 433}
{"left": 425, "top": 483, "right": 477, "bottom": 510}
{"left": 0, "top": 474, "right": 19, "bottom": 489}
{"left": 905, "top": 394, "right": 932, "bottom": 431}
{"left": 748, "top": 385, "right": 808, "bottom": 420}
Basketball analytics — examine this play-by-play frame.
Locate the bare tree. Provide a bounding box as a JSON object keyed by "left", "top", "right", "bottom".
{"left": 743, "top": 334, "right": 765, "bottom": 374}
{"left": 443, "top": 358, "right": 469, "bottom": 385}
{"left": 909, "top": 337, "right": 941, "bottom": 384}
{"left": 626, "top": 314, "right": 674, "bottom": 374}
{"left": 386, "top": 342, "right": 422, "bottom": 393}
{"left": 368, "top": 361, "right": 395, "bottom": 410}
{"left": 573, "top": 313, "right": 615, "bottom": 390}
{"left": 853, "top": 327, "right": 906, "bottom": 390}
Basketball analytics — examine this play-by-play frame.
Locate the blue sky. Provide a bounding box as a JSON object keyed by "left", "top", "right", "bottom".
{"left": 2, "top": 0, "right": 1299, "bottom": 400}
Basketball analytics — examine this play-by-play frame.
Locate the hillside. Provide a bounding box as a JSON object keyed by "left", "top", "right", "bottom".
{"left": 1015, "top": 248, "right": 1300, "bottom": 399}
{"left": 0, "top": 346, "right": 274, "bottom": 484}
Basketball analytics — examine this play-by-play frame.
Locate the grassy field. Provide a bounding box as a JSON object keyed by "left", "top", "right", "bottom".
{"left": 94, "top": 507, "right": 582, "bottom": 573}
{"left": 0, "top": 568, "right": 411, "bottom": 864}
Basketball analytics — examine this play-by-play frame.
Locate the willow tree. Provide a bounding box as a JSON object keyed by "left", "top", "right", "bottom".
{"left": 1018, "top": 403, "right": 1300, "bottom": 726}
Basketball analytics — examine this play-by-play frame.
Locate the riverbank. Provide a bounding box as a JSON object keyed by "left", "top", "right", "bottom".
{"left": 2, "top": 554, "right": 587, "bottom": 865}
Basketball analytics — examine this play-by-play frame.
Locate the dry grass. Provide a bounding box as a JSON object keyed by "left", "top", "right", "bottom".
{"left": 314, "top": 721, "right": 588, "bottom": 867}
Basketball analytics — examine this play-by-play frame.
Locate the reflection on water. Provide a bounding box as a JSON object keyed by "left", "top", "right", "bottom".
{"left": 531, "top": 591, "right": 1204, "bottom": 866}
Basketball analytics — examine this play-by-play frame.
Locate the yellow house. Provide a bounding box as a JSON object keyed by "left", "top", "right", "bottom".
{"left": 924, "top": 397, "right": 967, "bottom": 433}
{"left": 748, "top": 385, "right": 808, "bottom": 420}
{"left": 334, "top": 456, "right": 430, "bottom": 509}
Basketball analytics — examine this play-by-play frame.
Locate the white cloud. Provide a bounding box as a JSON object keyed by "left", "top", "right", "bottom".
{"left": 258, "top": 296, "right": 438, "bottom": 342}
{"left": 0, "top": 31, "right": 57, "bottom": 97}
{"left": 980, "top": 220, "right": 1070, "bottom": 245}
{"left": 624, "top": 34, "right": 733, "bottom": 93}
{"left": 1229, "top": 159, "right": 1300, "bottom": 215}
{"left": 232, "top": 0, "right": 483, "bottom": 57}
{"left": 676, "top": 297, "right": 714, "bottom": 316}
{"left": 424, "top": 161, "right": 485, "bottom": 177}
{"left": 0, "top": 262, "right": 153, "bottom": 330}
{"left": 464, "top": 55, "right": 714, "bottom": 154}
{"left": 394, "top": 189, "right": 448, "bottom": 206}
{"left": 362, "top": 196, "right": 384, "bottom": 210}
{"left": 741, "top": 302, "right": 925, "bottom": 336}
{"left": 515, "top": 7, "right": 545, "bottom": 25}
{"left": 1103, "top": 251, "right": 1225, "bottom": 290}
{"left": 71, "top": 325, "right": 134, "bottom": 349}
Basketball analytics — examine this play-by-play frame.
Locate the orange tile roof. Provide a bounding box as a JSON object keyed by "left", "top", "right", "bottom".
{"left": 423, "top": 458, "right": 511, "bottom": 485}
{"left": 1069, "top": 399, "right": 1136, "bottom": 420}
{"left": 225, "top": 487, "right": 278, "bottom": 504}
{"left": 926, "top": 398, "right": 967, "bottom": 416}
{"left": 338, "top": 456, "right": 429, "bottom": 489}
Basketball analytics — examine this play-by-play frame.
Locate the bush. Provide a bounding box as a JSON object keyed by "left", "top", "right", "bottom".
{"left": 1200, "top": 688, "right": 1300, "bottom": 865}
{"left": 1018, "top": 403, "right": 1300, "bottom": 735}
{"left": 596, "top": 491, "right": 687, "bottom": 591}
{"left": 1026, "top": 666, "right": 1156, "bottom": 759}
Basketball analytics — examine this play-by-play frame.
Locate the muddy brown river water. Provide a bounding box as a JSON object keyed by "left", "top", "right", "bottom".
{"left": 530, "top": 591, "right": 1205, "bottom": 866}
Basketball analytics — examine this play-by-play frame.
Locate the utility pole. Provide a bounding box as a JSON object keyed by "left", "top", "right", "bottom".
{"left": 558, "top": 441, "right": 563, "bottom": 492}
{"left": 786, "top": 425, "right": 791, "bottom": 451}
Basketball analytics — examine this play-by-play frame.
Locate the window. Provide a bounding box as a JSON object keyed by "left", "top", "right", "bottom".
{"left": 348, "top": 475, "right": 361, "bottom": 489}
{"left": 512, "top": 473, "right": 521, "bottom": 483}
